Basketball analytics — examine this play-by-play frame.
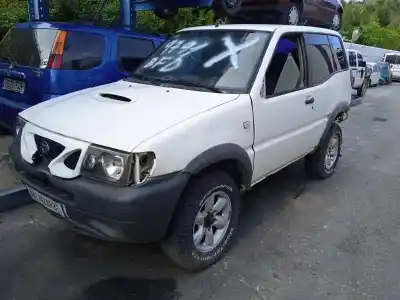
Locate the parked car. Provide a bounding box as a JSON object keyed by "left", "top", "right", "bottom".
{"left": 379, "top": 61, "right": 392, "bottom": 85}
{"left": 346, "top": 49, "right": 369, "bottom": 97}
{"left": 382, "top": 52, "right": 400, "bottom": 82}
{"left": 10, "top": 24, "right": 351, "bottom": 271}
{"left": 0, "top": 21, "right": 165, "bottom": 134}
{"left": 366, "top": 62, "right": 379, "bottom": 87}
{"left": 151, "top": 0, "right": 343, "bottom": 30}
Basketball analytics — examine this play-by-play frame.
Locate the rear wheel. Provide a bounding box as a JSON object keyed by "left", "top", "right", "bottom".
{"left": 162, "top": 171, "right": 241, "bottom": 271}
{"left": 305, "top": 123, "right": 342, "bottom": 179}
{"left": 279, "top": 2, "right": 302, "bottom": 25}
{"left": 330, "top": 11, "right": 342, "bottom": 31}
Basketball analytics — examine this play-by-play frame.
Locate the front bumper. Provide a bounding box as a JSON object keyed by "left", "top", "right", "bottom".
{"left": 10, "top": 139, "right": 189, "bottom": 243}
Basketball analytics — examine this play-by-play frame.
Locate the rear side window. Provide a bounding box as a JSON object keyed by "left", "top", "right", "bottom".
{"left": 348, "top": 51, "right": 357, "bottom": 67}
{"left": 304, "top": 33, "right": 335, "bottom": 85}
{"left": 264, "top": 33, "right": 305, "bottom": 97}
{"left": 385, "top": 54, "right": 400, "bottom": 64}
{"left": 357, "top": 52, "right": 363, "bottom": 60}
{"left": 0, "top": 28, "right": 57, "bottom": 68}
{"left": 117, "top": 37, "right": 155, "bottom": 73}
{"left": 327, "top": 35, "right": 348, "bottom": 70}
{"left": 61, "top": 31, "right": 105, "bottom": 70}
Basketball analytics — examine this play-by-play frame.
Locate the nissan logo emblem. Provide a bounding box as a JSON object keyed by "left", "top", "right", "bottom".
{"left": 39, "top": 140, "right": 50, "bottom": 155}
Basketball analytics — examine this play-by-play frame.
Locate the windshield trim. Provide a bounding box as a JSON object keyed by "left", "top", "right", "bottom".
{"left": 133, "top": 29, "right": 273, "bottom": 94}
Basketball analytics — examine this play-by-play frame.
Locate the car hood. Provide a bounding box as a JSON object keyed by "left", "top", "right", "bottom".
{"left": 20, "top": 81, "right": 239, "bottom": 152}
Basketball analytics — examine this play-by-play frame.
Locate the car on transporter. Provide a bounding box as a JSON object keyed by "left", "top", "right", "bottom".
{"left": 10, "top": 24, "right": 351, "bottom": 271}
{"left": 0, "top": 21, "right": 165, "bottom": 134}
{"left": 148, "top": 0, "right": 343, "bottom": 30}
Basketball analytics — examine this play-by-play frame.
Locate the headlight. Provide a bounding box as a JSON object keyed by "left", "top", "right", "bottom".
{"left": 14, "top": 116, "right": 26, "bottom": 138}
{"left": 81, "top": 145, "right": 156, "bottom": 185}
{"left": 81, "top": 145, "right": 133, "bottom": 185}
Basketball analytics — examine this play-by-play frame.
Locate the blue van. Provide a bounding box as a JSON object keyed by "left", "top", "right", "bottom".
{"left": 0, "top": 21, "right": 165, "bottom": 132}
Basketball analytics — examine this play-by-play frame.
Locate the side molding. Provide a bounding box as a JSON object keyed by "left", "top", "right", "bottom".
{"left": 183, "top": 143, "right": 253, "bottom": 187}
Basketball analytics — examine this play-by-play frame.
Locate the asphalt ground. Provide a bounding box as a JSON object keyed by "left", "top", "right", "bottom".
{"left": 0, "top": 83, "right": 400, "bottom": 300}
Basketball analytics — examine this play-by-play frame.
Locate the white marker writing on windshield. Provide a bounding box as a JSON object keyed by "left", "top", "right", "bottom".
{"left": 204, "top": 35, "right": 260, "bottom": 69}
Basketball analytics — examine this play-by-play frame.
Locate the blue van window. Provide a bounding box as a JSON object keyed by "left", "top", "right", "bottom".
{"left": 61, "top": 31, "right": 105, "bottom": 70}
{"left": 117, "top": 37, "right": 155, "bottom": 73}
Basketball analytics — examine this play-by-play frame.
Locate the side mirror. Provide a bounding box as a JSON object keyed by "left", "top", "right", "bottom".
{"left": 359, "top": 61, "right": 366, "bottom": 67}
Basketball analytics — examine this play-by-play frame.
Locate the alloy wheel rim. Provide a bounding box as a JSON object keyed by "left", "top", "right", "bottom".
{"left": 288, "top": 6, "right": 299, "bottom": 25}
{"left": 324, "top": 133, "right": 340, "bottom": 171}
{"left": 226, "top": 0, "right": 239, "bottom": 8}
{"left": 332, "top": 14, "right": 340, "bottom": 30}
{"left": 193, "top": 191, "right": 232, "bottom": 252}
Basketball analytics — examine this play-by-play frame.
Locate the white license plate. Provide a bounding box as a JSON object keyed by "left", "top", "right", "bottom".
{"left": 27, "top": 187, "right": 67, "bottom": 218}
{"left": 2, "top": 78, "right": 25, "bottom": 93}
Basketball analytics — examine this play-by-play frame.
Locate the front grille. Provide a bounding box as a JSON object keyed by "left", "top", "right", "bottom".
{"left": 64, "top": 150, "right": 82, "bottom": 170}
{"left": 34, "top": 135, "right": 65, "bottom": 160}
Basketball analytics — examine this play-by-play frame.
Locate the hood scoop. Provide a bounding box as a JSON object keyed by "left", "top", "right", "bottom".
{"left": 99, "top": 93, "right": 132, "bottom": 102}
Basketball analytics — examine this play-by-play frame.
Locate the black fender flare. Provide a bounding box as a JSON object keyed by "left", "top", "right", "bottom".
{"left": 183, "top": 143, "right": 253, "bottom": 187}
{"left": 319, "top": 102, "right": 349, "bottom": 145}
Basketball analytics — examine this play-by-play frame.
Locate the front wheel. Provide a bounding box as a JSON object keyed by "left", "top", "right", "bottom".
{"left": 162, "top": 171, "right": 241, "bottom": 271}
{"left": 212, "top": 0, "right": 243, "bottom": 17}
{"left": 357, "top": 79, "right": 368, "bottom": 97}
{"left": 305, "top": 123, "right": 342, "bottom": 179}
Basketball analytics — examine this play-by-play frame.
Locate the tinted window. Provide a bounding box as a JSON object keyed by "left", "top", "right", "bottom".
{"left": 134, "top": 30, "right": 271, "bottom": 93}
{"left": 328, "top": 35, "right": 347, "bottom": 70}
{"left": 61, "top": 31, "right": 105, "bottom": 70}
{"left": 0, "top": 28, "right": 57, "bottom": 68}
{"left": 264, "top": 33, "right": 304, "bottom": 96}
{"left": 348, "top": 51, "right": 357, "bottom": 67}
{"left": 117, "top": 37, "right": 155, "bottom": 72}
{"left": 357, "top": 52, "right": 363, "bottom": 60}
{"left": 385, "top": 54, "right": 400, "bottom": 64}
{"left": 304, "top": 33, "right": 335, "bottom": 85}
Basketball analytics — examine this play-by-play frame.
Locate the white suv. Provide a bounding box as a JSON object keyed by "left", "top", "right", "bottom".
{"left": 10, "top": 24, "right": 351, "bottom": 271}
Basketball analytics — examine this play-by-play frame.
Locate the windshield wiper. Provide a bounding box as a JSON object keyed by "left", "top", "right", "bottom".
{"left": 158, "top": 76, "right": 223, "bottom": 93}
{"left": 126, "top": 73, "right": 160, "bottom": 86}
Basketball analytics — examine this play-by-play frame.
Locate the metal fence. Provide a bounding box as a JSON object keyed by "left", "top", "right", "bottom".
{"left": 344, "top": 42, "right": 400, "bottom": 63}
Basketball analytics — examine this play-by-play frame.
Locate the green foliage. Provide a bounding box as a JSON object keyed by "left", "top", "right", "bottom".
{"left": 0, "top": 0, "right": 399, "bottom": 50}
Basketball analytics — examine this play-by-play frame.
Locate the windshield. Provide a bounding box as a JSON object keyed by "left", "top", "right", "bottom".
{"left": 0, "top": 28, "right": 58, "bottom": 68}
{"left": 133, "top": 30, "right": 271, "bottom": 93}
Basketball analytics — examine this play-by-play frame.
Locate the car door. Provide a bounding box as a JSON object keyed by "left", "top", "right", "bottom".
{"left": 251, "top": 32, "right": 321, "bottom": 183}
{"left": 114, "top": 35, "right": 156, "bottom": 78}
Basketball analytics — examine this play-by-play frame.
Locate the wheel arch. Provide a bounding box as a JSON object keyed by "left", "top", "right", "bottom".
{"left": 183, "top": 143, "right": 253, "bottom": 190}
{"left": 319, "top": 102, "right": 349, "bottom": 146}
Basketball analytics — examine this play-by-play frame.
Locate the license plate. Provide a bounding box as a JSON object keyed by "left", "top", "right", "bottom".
{"left": 27, "top": 187, "right": 67, "bottom": 218}
{"left": 2, "top": 78, "right": 25, "bottom": 93}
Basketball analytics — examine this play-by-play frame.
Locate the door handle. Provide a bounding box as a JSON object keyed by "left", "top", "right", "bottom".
{"left": 305, "top": 96, "right": 315, "bottom": 105}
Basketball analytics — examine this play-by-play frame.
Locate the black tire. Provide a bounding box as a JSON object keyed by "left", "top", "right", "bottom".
{"left": 212, "top": 0, "right": 243, "bottom": 17}
{"left": 357, "top": 79, "right": 367, "bottom": 97}
{"left": 330, "top": 11, "right": 342, "bottom": 31}
{"left": 279, "top": 2, "right": 302, "bottom": 25}
{"left": 154, "top": 7, "right": 178, "bottom": 20}
{"left": 305, "top": 123, "right": 342, "bottom": 179}
{"left": 162, "top": 171, "right": 241, "bottom": 271}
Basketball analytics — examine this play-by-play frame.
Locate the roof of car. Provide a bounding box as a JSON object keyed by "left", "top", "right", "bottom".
{"left": 179, "top": 24, "right": 341, "bottom": 36}
{"left": 14, "top": 21, "right": 165, "bottom": 41}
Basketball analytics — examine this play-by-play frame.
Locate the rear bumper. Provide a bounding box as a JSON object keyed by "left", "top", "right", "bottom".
{"left": 10, "top": 139, "right": 189, "bottom": 243}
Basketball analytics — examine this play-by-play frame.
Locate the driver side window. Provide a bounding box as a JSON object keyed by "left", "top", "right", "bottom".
{"left": 262, "top": 33, "right": 305, "bottom": 98}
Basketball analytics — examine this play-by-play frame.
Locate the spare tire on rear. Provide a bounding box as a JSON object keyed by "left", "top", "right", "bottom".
{"left": 212, "top": 0, "right": 243, "bottom": 17}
